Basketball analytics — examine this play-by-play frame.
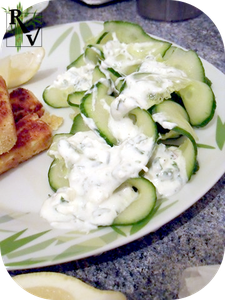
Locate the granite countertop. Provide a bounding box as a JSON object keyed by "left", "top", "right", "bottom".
{"left": 8, "top": 0, "right": 225, "bottom": 299}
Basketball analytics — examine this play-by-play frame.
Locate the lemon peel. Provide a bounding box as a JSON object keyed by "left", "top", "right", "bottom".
{"left": 13, "top": 272, "right": 127, "bottom": 300}
{"left": 0, "top": 47, "right": 45, "bottom": 88}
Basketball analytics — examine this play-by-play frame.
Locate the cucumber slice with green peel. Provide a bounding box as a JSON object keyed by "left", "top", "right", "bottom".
{"left": 67, "top": 53, "right": 86, "bottom": 70}
{"left": 97, "top": 31, "right": 113, "bottom": 44}
{"left": 84, "top": 45, "right": 105, "bottom": 64}
{"left": 160, "top": 129, "right": 181, "bottom": 141}
{"left": 48, "top": 133, "right": 73, "bottom": 158}
{"left": 106, "top": 68, "right": 124, "bottom": 90}
{"left": 92, "top": 65, "right": 106, "bottom": 84}
{"left": 128, "top": 108, "right": 158, "bottom": 142}
{"left": 179, "top": 137, "right": 198, "bottom": 180}
{"left": 70, "top": 114, "right": 90, "bottom": 134}
{"left": 107, "top": 67, "right": 123, "bottom": 81}
{"left": 80, "top": 82, "right": 117, "bottom": 146}
{"left": 81, "top": 85, "right": 158, "bottom": 146}
{"left": 126, "top": 42, "right": 171, "bottom": 60}
{"left": 43, "top": 60, "right": 98, "bottom": 108}
{"left": 178, "top": 80, "right": 216, "bottom": 127}
{"left": 113, "top": 177, "right": 156, "bottom": 225}
{"left": 163, "top": 46, "right": 205, "bottom": 82}
{"left": 103, "top": 21, "right": 171, "bottom": 47}
{"left": 89, "top": 21, "right": 171, "bottom": 56}
{"left": 68, "top": 91, "right": 86, "bottom": 107}
{"left": 67, "top": 66, "right": 106, "bottom": 107}
{"left": 43, "top": 85, "right": 71, "bottom": 108}
{"left": 48, "top": 159, "right": 69, "bottom": 192}
{"left": 68, "top": 46, "right": 104, "bottom": 70}
{"left": 151, "top": 100, "right": 198, "bottom": 143}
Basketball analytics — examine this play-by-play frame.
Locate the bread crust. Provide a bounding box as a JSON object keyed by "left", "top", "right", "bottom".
{"left": 0, "top": 86, "right": 64, "bottom": 174}
{"left": 10, "top": 87, "right": 45, "bottom": 122}
{"left": 0, "top": 113, "right": 52, "bottom": 174}
{"left": 0, "top": 76, "right": 17, "bottom": 154}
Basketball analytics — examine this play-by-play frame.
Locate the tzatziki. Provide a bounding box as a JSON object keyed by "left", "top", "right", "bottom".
{"left": 41, "top": 131, "right": 154, "bottom": 232}
{"left": 52, "top": 64, "right": 95, "bottom": 92}
{"left": 152, "top": 112, "right": 177, "bottom": 130}
{"left": 144, "top": 143, "right": 188, "bottom": 197}
{"left": 110, "top": 59, "right": 189, "bottom": 120}
{"left": 41, "top": 28, "right": 197, "bottom": 232}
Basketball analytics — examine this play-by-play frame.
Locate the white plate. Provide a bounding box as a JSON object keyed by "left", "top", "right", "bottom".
{"left": 0, "top": 21, "right": 224, "bottom": 270}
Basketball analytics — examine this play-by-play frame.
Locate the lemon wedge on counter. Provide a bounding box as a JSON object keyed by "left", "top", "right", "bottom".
{"left": 13, "top": 272, "right": 127, "bottom": 300}
{"left": 0, "top": 47, "right": 45, "bottom": 88}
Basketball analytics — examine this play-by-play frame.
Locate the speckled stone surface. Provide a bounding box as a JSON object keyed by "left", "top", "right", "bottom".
{"left": 8, "top": 1, "right": 225, "bottom": 299}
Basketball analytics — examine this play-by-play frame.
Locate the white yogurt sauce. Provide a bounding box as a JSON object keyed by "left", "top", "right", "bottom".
{"left": 52, "top": 64, "right": 95, "bottom": 91}
{"left": 41, "top": 33, "right": 190, "bottom": 231}
{"left": 145, "top": 143, "right": 187, "bottom": 197}
{"left": 41, "top": 131, "right": 154, "bottom": 232}
{"left": 152, "top": 112, "right": 177, "bottom": 130}
{"left": 110, "top": 60, "right": 189, "bottom": 120}
{"left": 102, "top": 33, "right": 142, "bottom": 74}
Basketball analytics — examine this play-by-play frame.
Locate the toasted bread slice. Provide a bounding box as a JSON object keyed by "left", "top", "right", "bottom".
{"left": 0, "top": 113, "right": 52, "bottom": 175}
{"left": 0, "top": 76, "right": 17, "bottom": 154}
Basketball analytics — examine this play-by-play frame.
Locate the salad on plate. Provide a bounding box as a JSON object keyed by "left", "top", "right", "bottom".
{"left": 40, "top": 21, "right": 216, "bottom": 233}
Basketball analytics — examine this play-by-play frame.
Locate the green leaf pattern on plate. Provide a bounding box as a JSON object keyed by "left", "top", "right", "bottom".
{"left": 79, "top": 22, "right": 93, "bottom": 44}
{"left": 69, "top": 31, "right": 81, "bottom": 64}
{"left": 48, "top": 27, "right": 74, "bottom": 56}
{"left": 197, "top": 143, "right": 216, "bottom": 149}
{"left": 7, "top": 238, "right": 56, "bottom": 259}
{"left": 0, "top": 229, "right": 50, "bottom": 256}
{"left": 216, "top": 116, "right": 225, "bottom": 150}
{"left": 47, "top": 22, "right": 93, "bottom": 64}
{"left": 0, "top": 197, "right": 165, "bottom": 267}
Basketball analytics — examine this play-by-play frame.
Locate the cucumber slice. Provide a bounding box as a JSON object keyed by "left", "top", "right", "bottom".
{"left": 106, "top": 68, "right": 124, "bottom": 90}
{"left": 70, "top": 114, "right": 90, "bottom": 134}
{"left": 92, "top": 65, "right": 106, "bottom": 84}
{"left": 48, "top": 159, "right": 69, "bottom": 192}
{"left": 68, "top": 46, "right": 104, "bottom": 70}
{"left": 48, "top": 133, "right": 73, "bottom": 158}
{"left": 90, "top": 21, "right": 171, "bottom": 56}
{"left": 107, "top": 67, "right": 123, "bottom": 81}
{"left": 97, "top": 31, "right": 113, "bottom": 44}
{"left": 178, "top": 80, "right": 216, "bottom": 127}
{"left": 113, "top": 177, "right": 156, "bottom": 225}
{"left": 43, "top": 61, "right": 96, "bottom": 108}
{"left": 67, "top": 53, "right": 86, "bottom": 70}
{"left": 68, "top": 91, "right": 86, "bottom": 107}
{"left": 81, "top": 86, "right": 158, "bottom": 146}
{"left": 179, "top": 137, "right": 198, "bottom": 180}
{"left": 80, "top": 81, "right": 117, "bottom": 146}
{"left": 104, "top": 21, "right": 171, "bottom": 48}
{"left": 48, "top": 134, "right": 74, "bottom": 191}
{"left": 126, "top": 42, "right": 170, "bottom": 60}
{"left": 163, "top": 46, "right": 205, "bottom": 82}
{"left": 46, "top": 48, "right": 104, "bottom": 109}
{"left": 43, "top": 85, "right": 71, "bottom": 108}
{"left": 85, "top": 45, "right": 105, "bottom": 64}
{"left": 151, "top": 100, "right": 198, "bottom": 143}
{"left": 128, "top": 108, "right": 158, "bottom": 142}
{"left": 67, "top": 66, "right": 106, "bottom": 107}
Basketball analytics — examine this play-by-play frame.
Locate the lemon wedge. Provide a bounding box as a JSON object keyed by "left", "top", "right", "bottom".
{"left": 13, "top": 272, "right": 127, "bottom": 300}
{"left": 0, "top": 47, "right": 45, "bottom": 88}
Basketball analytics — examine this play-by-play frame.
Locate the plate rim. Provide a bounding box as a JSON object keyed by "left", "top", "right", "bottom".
{"left": 0, "top": 20, "right": 225, "bottom": 270}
